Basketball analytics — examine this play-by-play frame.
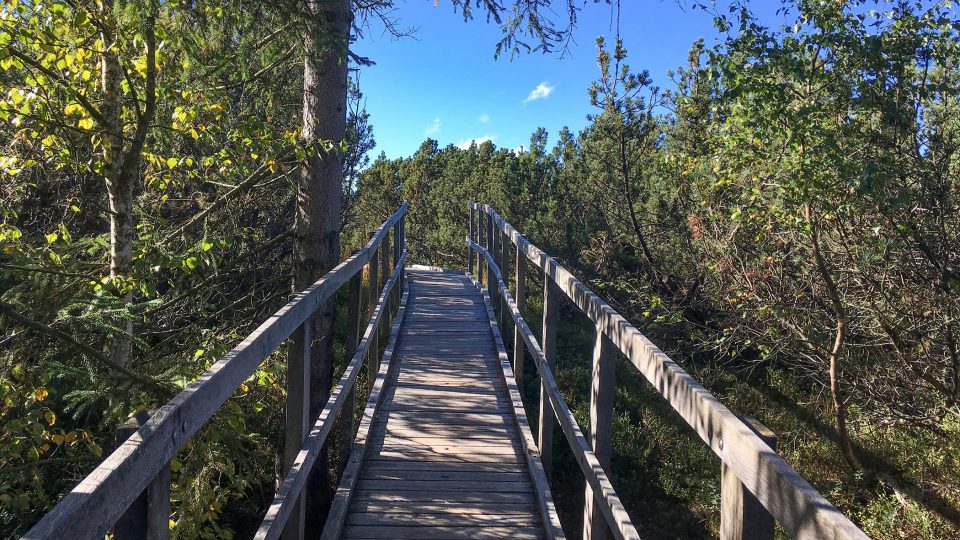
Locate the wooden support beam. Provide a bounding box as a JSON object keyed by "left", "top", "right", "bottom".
{"left": 113, "top": 411, "right": 169, "bottom": 540}
{"left": 282, "top": 320, "right": 311, "bottom": 540}
{"left": 380, "top": 232, "right": 391, "bottom": 344}
{"left": 486, "top": 208, "right": 496, "bottom": 306}
{"left": 721, "top": 417, "right": 777, "bottom": 540}
{"left": 338, "top": 272, "right": 364, "bottom": 472}
{"left": 367, "top": 241, "right": 380, "bottom": 386}
{"left": 513, "top": 242, "right": 526, "bottom": 388}
{"left": 538, "top": 275, "right": 559, "bottom": 480}
{"left": 584, "top": 322, "right": 615, "bottom": 540}
{"left": 468, "top": 205, "right": 475, "bottom": 277}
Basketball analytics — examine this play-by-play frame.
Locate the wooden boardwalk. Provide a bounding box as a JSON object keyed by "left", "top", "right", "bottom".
{"left": 339, "top": 268, "right": 557, "bottom": 539}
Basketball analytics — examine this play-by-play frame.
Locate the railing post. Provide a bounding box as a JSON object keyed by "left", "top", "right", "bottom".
{"left": 477, "top": 209, "right": 486, "bottom": 286}
{"left": 282, "top": 319, "right": 311, "bottom": 540}
{"left": 380, "top": 230, "right": 391, "bottom": 344}
{"left": 538, "top": 273, "right": 559, "bottom": 479}
{"left": 584, "top": 321, "right": 616, "bottom": 540}
{"left": 393, "top": 221, "right": 402, "bottom": 306}
{"left": 721, "top": 416, "right": 777, "bottom": 540}
{"left": 486, "top": 209, "right": 495, "bottom": 302}
{"left": 513, "top": 243, "right": 526, "bottom": 389}
{"left": 498, "top": 227, "right": 509, "bottom": 335}
{"left": 367, "top": 236, "right": 380, "bottom": 388}
{"left": 338, "top": 271, "right": 363, "bottom": 472}
{"left": 113, "top": 411, "right": 170, "bottom": 540}
{"left": 468, "top": 204, "right": 475, "bottom": 277}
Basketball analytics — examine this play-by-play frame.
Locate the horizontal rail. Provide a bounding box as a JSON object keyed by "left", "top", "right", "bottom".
{"left": 24, "top": 203, "right": 408, "bottom": 540}
{"left": 256, "top": 250, "right": 408, "bottom": 540}
{"left": 469, "top": 239, "right": 639, "bottom": 540}
{"left": 469, "top": 203, "right": 868, "bottom": 540}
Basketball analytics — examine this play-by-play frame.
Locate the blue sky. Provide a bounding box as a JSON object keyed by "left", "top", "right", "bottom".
{"left": 351, "top": 1, "right": 784, "bottom": 159}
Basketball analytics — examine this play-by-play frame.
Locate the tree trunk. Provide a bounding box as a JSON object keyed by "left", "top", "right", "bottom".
{"left": 804, "top": 204, "right": 862, "bottom": 472}
{"left": 294, "top": 0, "right": 351, "bottom": 528}
{"left": 100, "top": 5, "right": 134, "bottom": 369}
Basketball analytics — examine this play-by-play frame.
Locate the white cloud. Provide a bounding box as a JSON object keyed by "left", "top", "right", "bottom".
{"left": 424, "top": 117, "right": 441, "bottom": 136}
{"left": 478, "top": 113, "right": 491, "bottom": 123}
{"left": 457, "top": 135, "right": 497, "bottom": 149}
{"left": 523, "top": 81, "right": 555, "bottom": 103}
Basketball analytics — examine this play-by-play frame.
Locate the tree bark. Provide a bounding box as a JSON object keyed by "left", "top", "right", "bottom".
{"left": 100, "top": 4, "right": 134, "bottom": 369}
{"left": 294, "top": 0, "right": 351, "bottom": 528}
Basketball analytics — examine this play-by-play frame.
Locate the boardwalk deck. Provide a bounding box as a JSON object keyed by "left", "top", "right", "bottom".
{"left": 338, "top": 269, "right": 557, "bottom": 539}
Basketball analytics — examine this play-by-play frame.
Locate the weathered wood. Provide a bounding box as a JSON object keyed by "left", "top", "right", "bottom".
{"left": 333, "top": 269, "right": 558, "bottom": 539}
{"left": 469, "top": 238, "right": 638, "bottom": 540}
{"left": 282, "top": 319, "right": 311, "bottom": 540}
{"left": 486, "top": 210, "right": 495, "bottom": 302}
{"left": 381, "top": 231, "right": 391, "bottom": 344}
{"left": 721, "top": 416, "right": 778, "bottom": 540}
{"left": 584, "top": 322, "right": 615, "bottom": 540}
{"left": 367, "top": 242, "right": 380, "bottom": 385}
{"left": 254, "top": 251, "right": 407, "bottom": 540}
{"left": 513, "top": 242, "right": 527, "bottom": 388}
{"left": 320, "top": 287, "right": 410, "bottom": 540}
{"left": 468, "top": 205, "right": 475, "bottom": 278}
{"left": 341, "top": 525, "right": 544, "bottom": 539}
{"left": 477, "top": 210, "right": 486, "bottom": 285}
{"left": 112, "top": 411, "right": 169, "bottom": 540}
{"left": 339, "top": 272, "right": 364, "bottom": 472}
{"left": 476, "top": 273, "right": 565, "bottom": 539}
{"left": 474, "top": 205, "right": 869, "bottom": 540}
{"left": 24, "top": 204, "right": 408, "bottom": 540}
{"left": 538, "top": 274, "right": 559, "bottom": 480}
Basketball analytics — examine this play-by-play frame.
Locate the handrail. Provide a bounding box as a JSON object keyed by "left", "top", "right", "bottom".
{"left": 24, "top": 202, "right": 409, "bottom": 540}
{"left": 467, "top": 203, "right": 869, "bottom": 540}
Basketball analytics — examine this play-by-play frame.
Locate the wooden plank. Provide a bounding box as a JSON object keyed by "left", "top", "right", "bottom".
{"left": 368, "top": 450, "right": 523, "bottom": 463}
{"left": 356, "top": 479, "right": 532, "bottom": 493}
{"left": 347, "top": 512, "right": 540, "bottom": 527}
{"left": 477, "top": 207, "right": 868, "bottom": 540}
{"left": 367, "top": 243, "right": 380, "bottom": 378}
{"left": 362, "top": 461, "right": 527, "bottom": 473}
{"left": 351, "top": 490, "right": 534, "bottom": 503}
{"left": 342, "top": 525, "right": 544, "bottom": 539}
{"left": 349, "top": 501, "right": 538, "bottom": 515}
{"left": 361, "top": 470, "right": 531, "bottom": 482}
{"left": 25, "top": 204, "right": 408, "bottom": 540}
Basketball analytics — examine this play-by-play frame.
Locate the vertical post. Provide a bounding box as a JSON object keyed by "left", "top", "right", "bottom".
{"left": 583, "top": 321, "right": 616, "bottom": 540}
{"left": 282, "top": 320, "right": 311, "bottom": 540}
{"left": 477, "top": 210, "right": 486, "bottom": 286}
{"left": 338, "top": 271, "right": 363, "bottom": 471}
{"left": 380, "top": 231, "right": 391, "bottom": 343}
{"left": 468, "top": 204, "right": 475, "bottom": 277}
{"left": 399, "top": 215, "right": 405, "bottom": 293}
{"left": 486, "top": 209, "right": 495, "bottom": 303}
{"left": 113, "top": 411, "right": 170, "bottom": 540}
{"left": 498, "top": 227, "right": 509, "bottom": 332}
{"left": 538, "top": 273, "right": 559, "bottom": 479}
{"left": 720, "top": 417, "right": 777, "bottom": 540}
{"left": 367, "top": 237, "right": 379, "bottom": 389}
{"left": 513, "top": 243, "right": 526, "bottom": 389}
{"left": 393, "top": 221, "right": 402, "bottom": 307}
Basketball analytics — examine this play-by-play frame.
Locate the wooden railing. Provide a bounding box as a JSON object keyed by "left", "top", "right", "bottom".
{"left": 467, "top": 203, "right": 869, "bottom": 540}
{"left": 24, "top": 203, "right": 408, "bottom": 540}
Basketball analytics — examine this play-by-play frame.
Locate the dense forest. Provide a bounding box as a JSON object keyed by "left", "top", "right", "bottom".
{"left": 2, "top": 0, "right": 959, "bottom": 538}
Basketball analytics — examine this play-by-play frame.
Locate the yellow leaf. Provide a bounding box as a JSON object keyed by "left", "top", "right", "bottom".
{"left": 33, "top": 388, "right": 48, "bottom": 401}
{"left": 51, "top": 434, "right": 65, "bottom": 445}
{"left": 44, "top": 410, "right": 56, "bottom": 426}
{"left": 77, "top": 117, "right": 94, "bottom": 130}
